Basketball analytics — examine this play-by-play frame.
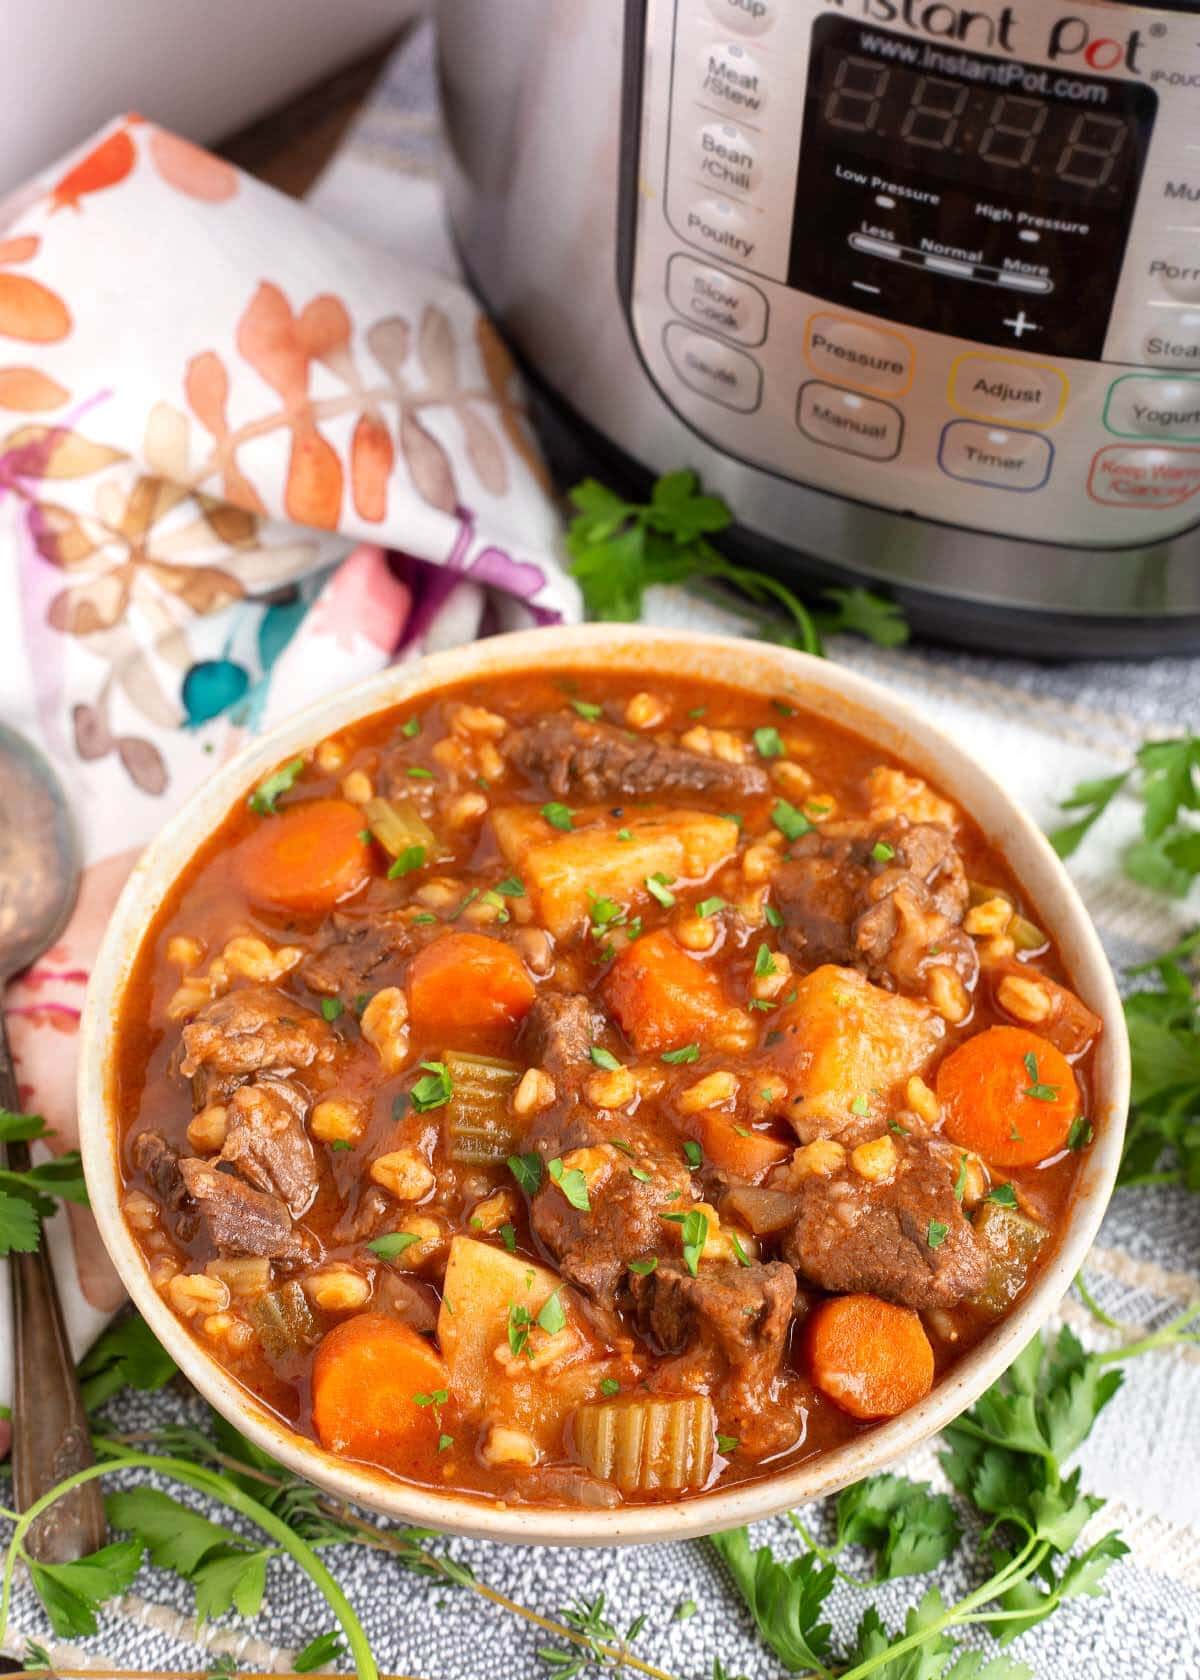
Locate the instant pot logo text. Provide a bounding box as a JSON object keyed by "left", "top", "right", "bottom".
{"left": 826, "top": 3, "right": 1146, "bottom": 74}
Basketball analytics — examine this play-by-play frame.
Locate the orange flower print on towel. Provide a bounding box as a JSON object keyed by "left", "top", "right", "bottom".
{"left": 49, "top": 127, "right": 136, "bottom": 212}
{"left": 147, "top": 129, "right": 238, "bottom": 202}
{"left": 0, "top": 235, "right": 71, "bottom": 345}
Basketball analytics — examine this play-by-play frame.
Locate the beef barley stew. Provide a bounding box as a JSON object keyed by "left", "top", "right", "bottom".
{"left": 114, "top": 672, "right": 1101, "bottom": 1508}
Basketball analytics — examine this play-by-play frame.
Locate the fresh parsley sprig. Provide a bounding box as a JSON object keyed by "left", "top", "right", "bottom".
{"left": 0, "top": 1108, "right": 89, "bottom": 1256}
{"left": 565, "top": 472, "right": 908, "bottom": 657}
{"left": 1121, "top": 931, "right": 1200, "bottom": 1189}
{"left": 1050, "top": 735, "right": 1200, "bottom": 897}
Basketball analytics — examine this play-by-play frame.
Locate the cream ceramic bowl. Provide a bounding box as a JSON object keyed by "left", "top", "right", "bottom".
{"left": 78, "top": 625, "right": 1129, "bottom": 1546}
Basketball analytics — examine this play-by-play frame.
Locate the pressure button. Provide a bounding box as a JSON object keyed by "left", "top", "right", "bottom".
{"left": 804, "top": 313, "right": 912, "bottom": 397}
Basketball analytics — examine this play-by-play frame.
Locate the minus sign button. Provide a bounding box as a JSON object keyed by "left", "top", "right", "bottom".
{"left": 849, "top": 234, "right": 901, "bottom": 260}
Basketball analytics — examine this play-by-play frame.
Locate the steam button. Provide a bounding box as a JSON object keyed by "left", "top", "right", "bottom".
{"left": 1143, "top": 312, "right": 1200, "bottom": 369}
{"left": 697, "top": 41, "right": 767, "bottom": 116}
{"left": 667, "top": 254, "right": 768, "bottom": 346}
{"left": 663, "top": 321, "right": 763, "bottom": 412}
{"left": 705, "top": 0, "right": 777, "bottom": 35}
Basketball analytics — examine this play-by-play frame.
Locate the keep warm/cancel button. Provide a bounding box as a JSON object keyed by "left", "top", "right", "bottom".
{"left": 1087, "top": 445, "right": 1200, "bottom": 508}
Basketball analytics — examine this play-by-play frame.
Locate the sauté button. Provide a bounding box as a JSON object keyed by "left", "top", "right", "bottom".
{"left": 1104, "top": 375, "right": 1200, "bottom": 442}
{"left": 804, "top": 313, "right": 913, "bottom": 397}
{"left": 1143, "top": 312, "right": 1200, "bottom": 369}
{"left": 705, "top": 0, "right": 776, "bottom": 35}
{"left": 667, "top": 255, "right": 768, "bottom": 346}
{"left": 797, "top": 382, "right": 903, "bottom": 461}
{"left": 682, "top": 195, "right": 757, "bottom": 266}
{"left": 663, "top": 322, "right": 763, "bottom": 412}
{"left": 1087, "top": 444, "right": 1200, "bottom": 508}
{"left": 697, "top": 41, "right": 767, "bottom": 116}
{"left": 948, "top": 354, "right": 1067, "bottom": 428}
{"left": 696, "top": 119, "right": 761, "bottom": 194}
{"left": 938, "top": 422, "right": 1052, "bottom": 492}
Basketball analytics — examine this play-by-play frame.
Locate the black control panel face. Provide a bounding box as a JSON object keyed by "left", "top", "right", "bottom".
{"left": 788, "top": 16, "right": 1158, "bottom": 357}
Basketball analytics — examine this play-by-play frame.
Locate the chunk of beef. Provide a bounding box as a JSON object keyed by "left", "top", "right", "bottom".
{"left": 220, "top": 1077, "right": 319, "bottom": 1218}
{"left": 375, "top": 1272, "right": 439, "bottom": 1336}
{"left": 521, "top": 992, "right": 598, "bottom": 1083}
{"left": 131, "top": 1130, "right": 198, "bottom": 1243}
{"left": 179, "top": 1157, "right": 319, "bottom": 1264}
{"left": 179, "top": 987, "right": 336, "bottom": 1104}
{"left": 507, "top": 713, "right": 767, "bottom": 803}
{"left": 780, "top": 1138, "right": 987, "bottom": 1309}
{"left": 299, "top": 908, "right": 416, "bottom": 996}
{"left": 331, "top": 1185, "right": 392, "bottom": 1245}
{"left": 774, "top": 818, "right": 975, "bottom": 991}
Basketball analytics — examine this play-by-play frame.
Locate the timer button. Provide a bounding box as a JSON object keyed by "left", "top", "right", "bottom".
{"left": 663, "top": 321, "right": 763, "bottom": 413}
{"left": 804, "top": 312, "right": 913, "bottom": 398}
{"left": 938, "top": 422, "right": 1053, "bottom": 493}
{"left": 705, "top": 0, "right": 776, "bottom": 35}
{"left": 1088, "top": 444, "right": 1200, "bottom": 508}
{"left": 1143, "top": 312, "right": 1200, "bottom": 369}
{"left": 696, "top": 119, "right": 761, "bottom": 195}
{"left": 697, "top": 41, "right": 767, "bottom": 116}
{"left": 1104, "top": 375, "right": 1200, "bottom": 442}
{"left": 667, "top": 255, "right": 768, "bottom": 346}
{"left": 948, "top": 354, "right": 1067, "bottom": 429}
{"left": 797, "top": 382, "right": 903, "bottom": 462}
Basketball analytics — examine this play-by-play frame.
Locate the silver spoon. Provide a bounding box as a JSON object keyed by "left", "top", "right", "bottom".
{"left": 0, "top": 723, "right": 105, "bottom": 1562}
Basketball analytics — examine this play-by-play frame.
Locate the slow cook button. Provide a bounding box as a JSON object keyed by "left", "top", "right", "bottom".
{"left": 796, "top": 382, "right": 903, "bottom": 461}
{"left": 1087, "top": 444, "right": 1200, "bottom": 508}
{"left": 1104, "top": 374, "right": 1200, "bottom": 441}
{"left": 682, "top": 195, "right": 757, "bottom": 266}
{"left": 663, "top": 321, "right": 763, "bottom": 412}
{"left": 696, "top": 119, "right": 761, "bottom": 194}
{"left": 948, "top": 353, "right": 1067, "bottom": 428}
{"left": 697, "top": 41, "right": 767, "bottom": 116}
{"left": 1143, "top": 311, "right": 1200, "bottom": 368}
{"left": 804, "top": 312, "right": 913, "bottom": 397}
{"left": 705, "top": 0, "right": 777, "bottom": 35}
{"left": 667, "top": 254, "right": 768, "bottom": 346}
{"left": 938, "top": 422, "right": 1053, "bottom": 491}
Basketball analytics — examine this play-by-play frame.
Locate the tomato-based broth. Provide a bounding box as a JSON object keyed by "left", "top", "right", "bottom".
{"left": 114, "top": 671, "right": 1100, "bottom": 1509}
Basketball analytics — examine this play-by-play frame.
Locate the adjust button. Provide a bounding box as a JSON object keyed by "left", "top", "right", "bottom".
{"left": 938, "top": 422, "right": 1052, "bottom": 492}
{"left": 1087, "top": 444, "right": 1200, "bottom": 508}
{"left": 1104, "top": 375, "right": 1200, "bottom": 442}
{"left": 804, "top": 312, "right": 912, "bottom": 397}
{"left": 667, "top": 254, "right": 768, "bottom": 346}
{"left": 1143, "top": 311, "right": 1200, "bottom": 369}
{"left": 948, "top": 353, "right": 1067, "bottom": 428}
{"left": 697, "top": 41, "right": 767, "bottom": 116}
{"left": 663, "top": 321, "right": 763, "bottom": 412}
{"left": 705, "top": 0, "right": 777, "bottom": 35}
{"left": 797, "top": 382, "right": 903, "bottom": 461}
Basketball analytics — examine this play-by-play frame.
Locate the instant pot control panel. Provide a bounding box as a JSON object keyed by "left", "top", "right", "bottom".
{"left": 620, "top": 0, "right": 1200, "bottom": 546}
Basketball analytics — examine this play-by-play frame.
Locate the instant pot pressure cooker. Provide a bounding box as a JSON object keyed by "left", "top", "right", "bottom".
{"left": 438, "top": 0, "right": 1200, "bottom": 655}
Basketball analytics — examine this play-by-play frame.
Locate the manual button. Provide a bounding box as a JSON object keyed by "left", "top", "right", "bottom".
{"left": 949, "top": 354, "right": 1067, "bottom": 428}
{"left": 938, "top": 422, "right": 1052, "bottom": 491}
{"left": 797, "top": 382, "right": 902, "bottom": 461}
{"left": 663, "top": 321, "right": 762, "bottom": 412}
{"left": 667, "top": 255, "right": 767, "bottom": 346}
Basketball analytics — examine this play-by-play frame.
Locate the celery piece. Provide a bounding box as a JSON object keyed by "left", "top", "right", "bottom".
{"left": 443, "top": 1051, "right": 522, "bottom": 1164}
{"left": 972, "top": 1198, "right": 1047, "bottom": 1316}
{"left": 364, "top": 797, "right": 443, "bottom": 863}
{"left": 573, "top": 1395, "right": 714, "bottom": 1493}
{"left": 250, "top": 1281, "right": 320, "bottom": 1358}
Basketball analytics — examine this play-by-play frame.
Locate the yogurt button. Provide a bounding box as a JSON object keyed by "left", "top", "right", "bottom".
{"left": 667, "top": 254, "right": 768, "bottom": 346}
{"left": 697, "top": 41, "right": 767, "bottom": 116}
{"left": 1104, "top": 375, "right": 1200, "bottom": 441}
{"left": 696, "top": 119, "right": 761, "bottom": 194}
{"left": 705, "top": 0, "right": 776, "bottom": 35}
{"left": 1143, "top": 312, "right": 1200, "bottom": 368}
{"left": 663, "top": 322, "right": 763, "bottom": 412}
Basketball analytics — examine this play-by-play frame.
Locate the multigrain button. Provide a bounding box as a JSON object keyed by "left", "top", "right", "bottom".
{"left": 705, "top": 0, "right": 776, "bottom": 35}
{"left": 682, "top": 195, "right": 757, "bottom": 266}
{"left": 696, "top": 119, "right": 761, "bottom": 194}
{"left": 948, "top": 354, "right": 1067, "bottom": 428}
{"left": 797, "top": 382, "right": 903, "bottom": 461}
{"left": 804, "top": 312, "right": 912, "bottom": 397}
{"left": 1144, "top": 312, "right": 1200, "bottom": 368}
{"left": 697, "top": 41, "right": 767, "bottom": 116}
{"left": 938, "top": 422, "right": 1052, "bottom": 492}
{"left": 663, "top": 321, "right": 763, "bottom": 412}
{"left": 1104, "top": 375, "right": 1200, "bottom": 442}
{"left": 667, "top": 255, "right": 768, "bottom": 346}
{"left": 1087, "top": 444, "right": 1200, "bottom": 508}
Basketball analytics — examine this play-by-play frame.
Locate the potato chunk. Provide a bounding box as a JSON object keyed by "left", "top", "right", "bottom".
{"left": 768, "top": 965, "right": 944, "bottom": 1139}
{"left": 490, "top": 807, "right": 739, "bottom": 938}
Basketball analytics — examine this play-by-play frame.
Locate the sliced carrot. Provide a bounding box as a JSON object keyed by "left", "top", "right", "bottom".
{"left": 311, "top": 1313, "right": 448, "bottom": 1463}
{"left": 236, "top": 798, "right": 371, "bottom": 914}
{"left": 406, "top": 932, "right": 535, "bottom": 1032}
{"left": 605, "top": 929, "right": 747, "bottom": 1055}
{"left": 698, "top": 1112, "right": 791, "bottom": 1181}
{"left": 807, "top": 1294, "right": 934, "bottom": 1420}
{"left": 936, "top": 1025, "right": 1079, "bottom": 1169}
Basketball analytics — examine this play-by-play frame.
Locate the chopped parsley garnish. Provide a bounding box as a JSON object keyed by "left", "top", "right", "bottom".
{"left": 753, "top": 726, "right": 785, "bottom": 759}
{"left": 645, "top": 872, "right": 676, "bottom": 909}
{"left": 753, "top": 943, "right": 777, "bottom": 978}
{"left": 400, "top": 716, "right": 421, "bottom": 738}
{"left": 437, "top": 1433, "right": 454, "bottom": 1452}
{"left": 850, "top": 1095, "right": 870, "bottom": 1117}
{"left": 695, "top": 896, "right": 725, "bottom": 918}
{"left": 662, "top": 1208, "right": 708, "bottom": 1276}
{"left": 387, "top": 844, "right": 426, "bottom": 879}
{"left": 1067, "top": 1117, "right": 1094, "bottom": 1151}
{"left": 772, "top": 799, "right": 811, "bottom": 841}
{"left": 481, "top": 889, "right": 510, "bottom": 922}
{"left": 926, "top": 1219, "right": 949, "bottom": 1250}
{"left": 410, "top": 1061, "right": 453, "bottom": 1112}
{"left": 507, "top": 1304, "right": 533, "bottom": 1359}
{"left": 412, "top": 1388, "right": 449, "bottom": 1409}
{"left": 541, "top": 802, "right": 574, "bottom": 831}
{"left": 662, "top": 1044, "right": 701, "bottom": 1064}
{"left": 406, "top": 766, "right": 434, "bottom": 780}
{"left": 589, "top": 1045, "right": 621, "bottom": 1071}
{"left": 683, "top": 1140, "right": 703, "bottom": 1170}
{"left": 319, "top": 997, "right": 343, "bottom": 1022}
{"left": 367, "top": 1231, "right": 421, "bottom": 1260}
{"left": 716, "top": 1434, "right": 739, "bottom": 1455}
{"left": 629, "top": 1166, "right": 652, "bottom": 1183}
{"left": 600, "top": 1377, "right": 621, "bottom": 1396}
{"left": 872, "top": 841, "right": 896, "bottom": 863}
{"left": 495, "top": 875, "right": 525, "bottom": 897}
{"left": 730, "top": 1232, "right": 752, "bottom": 1268}
{"left": 358, "top": 829, "right": 372, "bottom": 844}
{"left": 537, "top": 1290, "right": 567, "bottom": 1335}
{"left": 626, "top": 1257, "right": 658, "bottom": 1276}
{"left": 548, "top": 1157, "right": 590, "bottom": 1211}
{"left": 953, "top": 1153, "right": 969, "bottom": 1201}
{"left": 330, "top": 1139, "right": 353, "bottom": 1153}
{"left": 499, "top": 1223, "right": 517, "bottom": 1253}
{"left": 764, "top": 903, "right": 784, "bottom": 928}
{"left": 507, "top": 1152, "right": 544, "bottom": 1196}
{"left": 248, "top": 755, "right": 304, "bottom": 815}
{"left": 1022, "top": 1051, "right": 1059, "bottom": 1102}
{"left": 616, "top": 827, "right": 633, "bottom": 841}
{"left": 986, "top": 1182, "right": 1018, "bottom": 1207}
{"left": 589, "top": 894, "right": 626, "bottom": 932}
{"left": 608, "top": 1138, "right": 635, "bottom": 1156}
{"left": 570, "top": 699, "right": 603, "bottom": 721}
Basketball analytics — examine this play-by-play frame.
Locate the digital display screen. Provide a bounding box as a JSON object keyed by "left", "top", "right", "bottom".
{"left": 789, "top": 18, "right": 1157, "bottom": 358}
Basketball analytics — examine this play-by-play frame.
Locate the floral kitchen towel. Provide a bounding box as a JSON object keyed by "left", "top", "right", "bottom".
{"left": 0, "top": 115, "right": 577, "bottom": 1401}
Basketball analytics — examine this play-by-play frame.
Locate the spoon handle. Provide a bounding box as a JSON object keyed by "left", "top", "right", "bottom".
{"left": 1, "top": 1018, "right": 106, "bottom": 1562}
